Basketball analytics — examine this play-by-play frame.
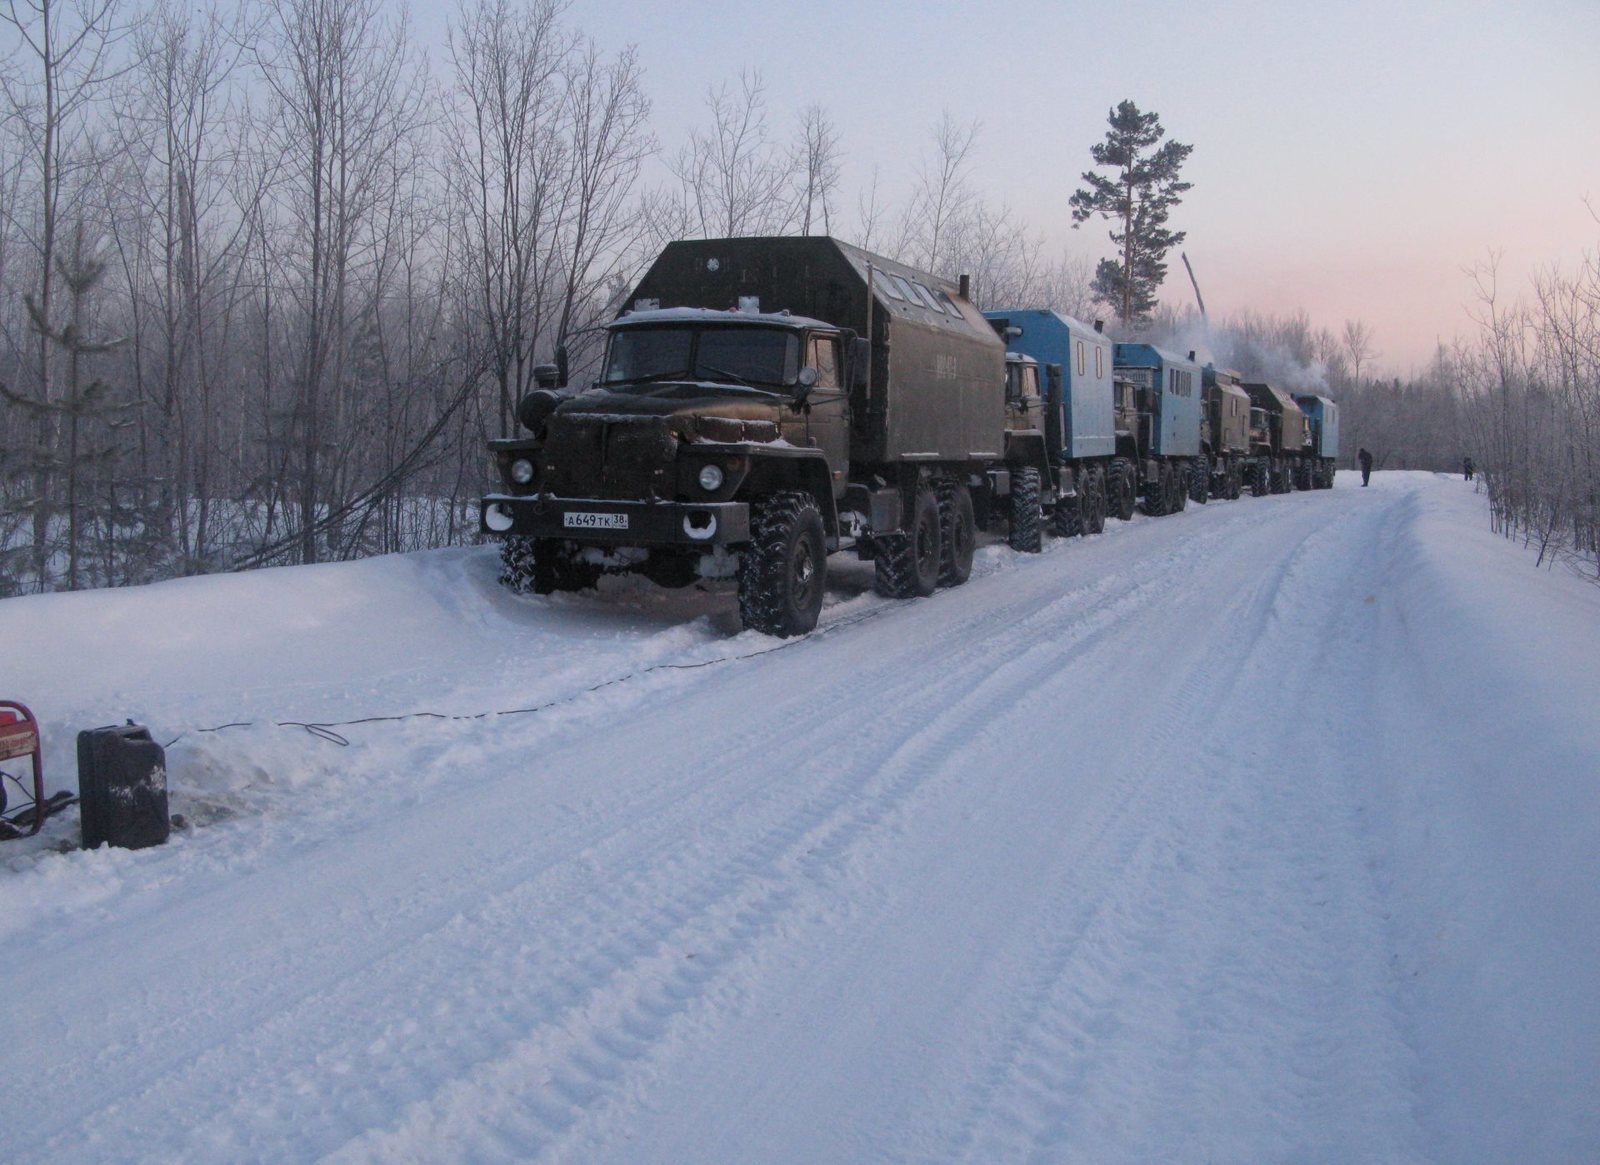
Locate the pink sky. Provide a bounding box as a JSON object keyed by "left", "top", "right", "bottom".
{"left": 419, "top": 0, "right": 1599, "bottom": 377}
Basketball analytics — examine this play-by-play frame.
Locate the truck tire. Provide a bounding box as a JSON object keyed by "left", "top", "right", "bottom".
{"left": 739, "top": 491, "right": 826, "bottom": 637}
{"left": 1173, "top": 463, "right": 1189, "bottom": 512}
{"left": 1008, "top": 467, "right": 1042, "bottom": 553}
{"left": 1108, "top": 457, "right": 1137, "bottom": 521}
{"left": 1190, "top": 453, "right": 1210, "bottom": 505}
{"left": 1085, "top": 467, "right": 1108, "bottom": 534}
{"left": 499, "top": 535, "right": 539, "bottom": 593}
{"left": 1053, "top": 482, "right": 1084, "bottom": 538}
{"left": 876, "top": 487, "right": 943, "bottom": 597}
{"left": 936, "top": 477, "right": 976, "bottom": 586}
{"left": 1143, "top": 464, "right": 1168, "bottom": 517}
{"left": 1251, "top": 459, "right": 1270, "bottom": 497}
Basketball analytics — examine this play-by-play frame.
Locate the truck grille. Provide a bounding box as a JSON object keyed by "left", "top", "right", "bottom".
{"left": 543, "top": 414, "right": 679, "bottom": 499}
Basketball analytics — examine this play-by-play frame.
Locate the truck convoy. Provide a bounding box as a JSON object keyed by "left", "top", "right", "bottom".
{"left": 479, "top": 236, "right": 1340, "bottom": 637}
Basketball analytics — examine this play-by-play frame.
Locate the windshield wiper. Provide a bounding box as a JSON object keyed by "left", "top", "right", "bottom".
{"left": 625, "top": 369, "right": 692, "bottom": 383}
{"left": 697, "top": 366, "right": 782, "bottom": 396}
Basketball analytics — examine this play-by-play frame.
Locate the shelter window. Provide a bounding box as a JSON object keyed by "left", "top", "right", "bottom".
{"left": 1076, "top": 341, "right": 1086, "bottom": 378}
{"left": 1095, "top": 345, "right": 1104, "bottom": 378}
{"left": 910, "top": 281, "right": 943, "bottom": 312}
{"left": 936, "top": 290, "right": 962, "bottom": 317}
{"left": 877, "top": 271, "right": 905, "bottom": 300}
{"left": 891, "top": 275, "right": 919, "bottom": 304}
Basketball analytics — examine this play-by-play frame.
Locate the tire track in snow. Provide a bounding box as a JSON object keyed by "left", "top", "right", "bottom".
{"left": 933, "top": 492, "right": 1427, "bottom": 1163}
{"left": 167, "top": 506, "right": 1316, "bottom": 1161}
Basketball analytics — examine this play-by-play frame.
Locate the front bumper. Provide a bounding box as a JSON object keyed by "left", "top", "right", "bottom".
{"left": 480, "top": 494, "right": 751, "bottom": 546}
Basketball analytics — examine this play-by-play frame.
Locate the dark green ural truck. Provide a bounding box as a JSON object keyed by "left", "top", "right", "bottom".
{"left": 479, "top": 236, "right": 1016, "bottom": 638}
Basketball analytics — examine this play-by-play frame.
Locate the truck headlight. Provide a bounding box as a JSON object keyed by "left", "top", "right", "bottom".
{"left": 510, "top": 458, "right": 535, "bottom": 485}
{"left": 698, "top": 464, "right": 724, "bottom": 491}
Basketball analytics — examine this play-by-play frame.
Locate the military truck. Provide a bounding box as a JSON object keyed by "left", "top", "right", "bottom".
{"left": 984, "top": 309, "right": 1119, "bottom": 541}
{"left": 1241, "top": 382, "right": 1310, "bottom": 495}
{"left": 1291, "top": 393, "right": 1340, "bottom": 489}
{"left": 1112, "top": 343, "right": 1204, "bottom": 516}
{"left": 1200, "top": 365, "right": 1252, "bottom": 500}
{"left": 478, "top": 236, "right": 1013, "bottom": 637}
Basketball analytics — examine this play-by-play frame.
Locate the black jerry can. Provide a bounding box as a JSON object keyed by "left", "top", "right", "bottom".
{"left": 77, "top": 724, "right": 170, "bottom": 850}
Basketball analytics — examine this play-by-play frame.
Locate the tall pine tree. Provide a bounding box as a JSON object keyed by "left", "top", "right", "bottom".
{"left": 1069, "top": 101, "right": 1193, "bottom": 325}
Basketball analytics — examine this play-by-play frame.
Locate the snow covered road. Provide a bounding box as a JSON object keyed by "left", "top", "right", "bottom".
{"left": 3, "top": 473, "right": 1596, "bottom": 1163}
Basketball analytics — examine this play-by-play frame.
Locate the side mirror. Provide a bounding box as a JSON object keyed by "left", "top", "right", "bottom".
{"left": 847, "top": 335, "right": 871, "bottom": 391}
{"left": 793, "top": 365, "right": 820, "bottom": 410}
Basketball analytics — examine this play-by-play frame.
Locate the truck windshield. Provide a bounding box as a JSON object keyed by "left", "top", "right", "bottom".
{"left": 602, "top": 326, "right": 801, "bottom": 390}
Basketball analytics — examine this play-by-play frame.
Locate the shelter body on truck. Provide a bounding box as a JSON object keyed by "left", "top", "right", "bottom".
{"left": 480, "top": 236, "right": 1022, "bottom": 637}
{"left": 1201, "top": 365, "right": 1252, "bottom": 500}
{"left": 1113, "top": 342, "right": 1204, "bottom": 516}
{"left": 1292, "top": 393, "right": 1340, "bottom": 489}
{"left": 982, "top": 308, "right": 1125, "bottom": 538}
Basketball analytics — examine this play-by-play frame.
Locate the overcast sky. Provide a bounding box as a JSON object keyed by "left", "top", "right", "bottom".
{"left": 422, "top": 0, "right": 1598, "bottom": 376}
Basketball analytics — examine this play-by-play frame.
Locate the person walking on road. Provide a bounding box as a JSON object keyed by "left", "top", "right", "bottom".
{"left": 1359, "top": 448, "right": 1373, "bottom": 487}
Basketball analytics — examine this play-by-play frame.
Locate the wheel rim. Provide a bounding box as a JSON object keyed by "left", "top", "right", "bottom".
{"left": 790, "top": 536, "right": 819, "bottom": 610}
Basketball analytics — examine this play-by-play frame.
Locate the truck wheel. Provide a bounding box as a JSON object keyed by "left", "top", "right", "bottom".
{"left": 1008, "top": 467, "right": 1042, "bottom": 553}
{"left": 1108, "top": 457, "right": 1137, "bottom": 521}
{"left": 739, "top": 491, "right": 826, "bottom": 637}
{"left": 1190, "top": 453, "right": 1210, "bottom": 505}
{"left": 936, "top": 477, "right": 976, "bottom": 586}
{"left": 1143, "top": 465, "right": 1168, "bottom": 517}
{"left": 875, "top": 487, "right": 943, "bottom": 597}
{"left": 1053, "top": 483, "right": 1084, "bottom": 538}
{"left": 1252, "top": 459, "right": 1270, "bottom": 497}
{"left": 1172, "top": 463, "right": 1189, "bottom": 512}
{"left": 1086, "top": 467, "right": 1108, "bottom": 534}
{"left": 499, "top": 535, "right": 539, "bottom": 594}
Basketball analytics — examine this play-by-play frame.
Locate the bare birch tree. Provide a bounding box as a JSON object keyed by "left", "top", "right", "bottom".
{"left": 252, "top": 0, "right": 429, "bottom": 564}
{"left": 0, "top": 0, "right": 134, "bottom": 588}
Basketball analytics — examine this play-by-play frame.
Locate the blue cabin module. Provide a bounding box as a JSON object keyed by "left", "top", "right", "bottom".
{"left": 1113, "top": 343, "right": 1203, "bottom": 458}
{"left": 983, "top": 309, "right": 1115, "bottom": 459}
{"left": 1293, "top": 393, "right": 1340, "bottom": 459}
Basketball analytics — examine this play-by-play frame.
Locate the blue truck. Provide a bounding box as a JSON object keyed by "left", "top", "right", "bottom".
{"left": 1112, "top": 342, "right": 1205, "bottom": 516}
{"left": 982, "top": 309, "right": 1121, "bottom": 541}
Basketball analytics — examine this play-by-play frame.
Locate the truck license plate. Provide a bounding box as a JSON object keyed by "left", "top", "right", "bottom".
{"left": 564, "top": 511, "right": 628, "bottom": 530}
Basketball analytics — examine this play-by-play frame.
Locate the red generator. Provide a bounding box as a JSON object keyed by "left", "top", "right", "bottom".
{"left": 1, "top": 701, "right": 51, "bottom": 839}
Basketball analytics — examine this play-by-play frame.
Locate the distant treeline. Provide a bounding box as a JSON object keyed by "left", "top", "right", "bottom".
{"left": 2, "top": 0, "right": 1592, "bottom": 593}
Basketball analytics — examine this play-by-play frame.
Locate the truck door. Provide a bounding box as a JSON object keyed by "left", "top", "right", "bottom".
{"left": 806, "top": 333, "right": 850, "bottom": 498}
